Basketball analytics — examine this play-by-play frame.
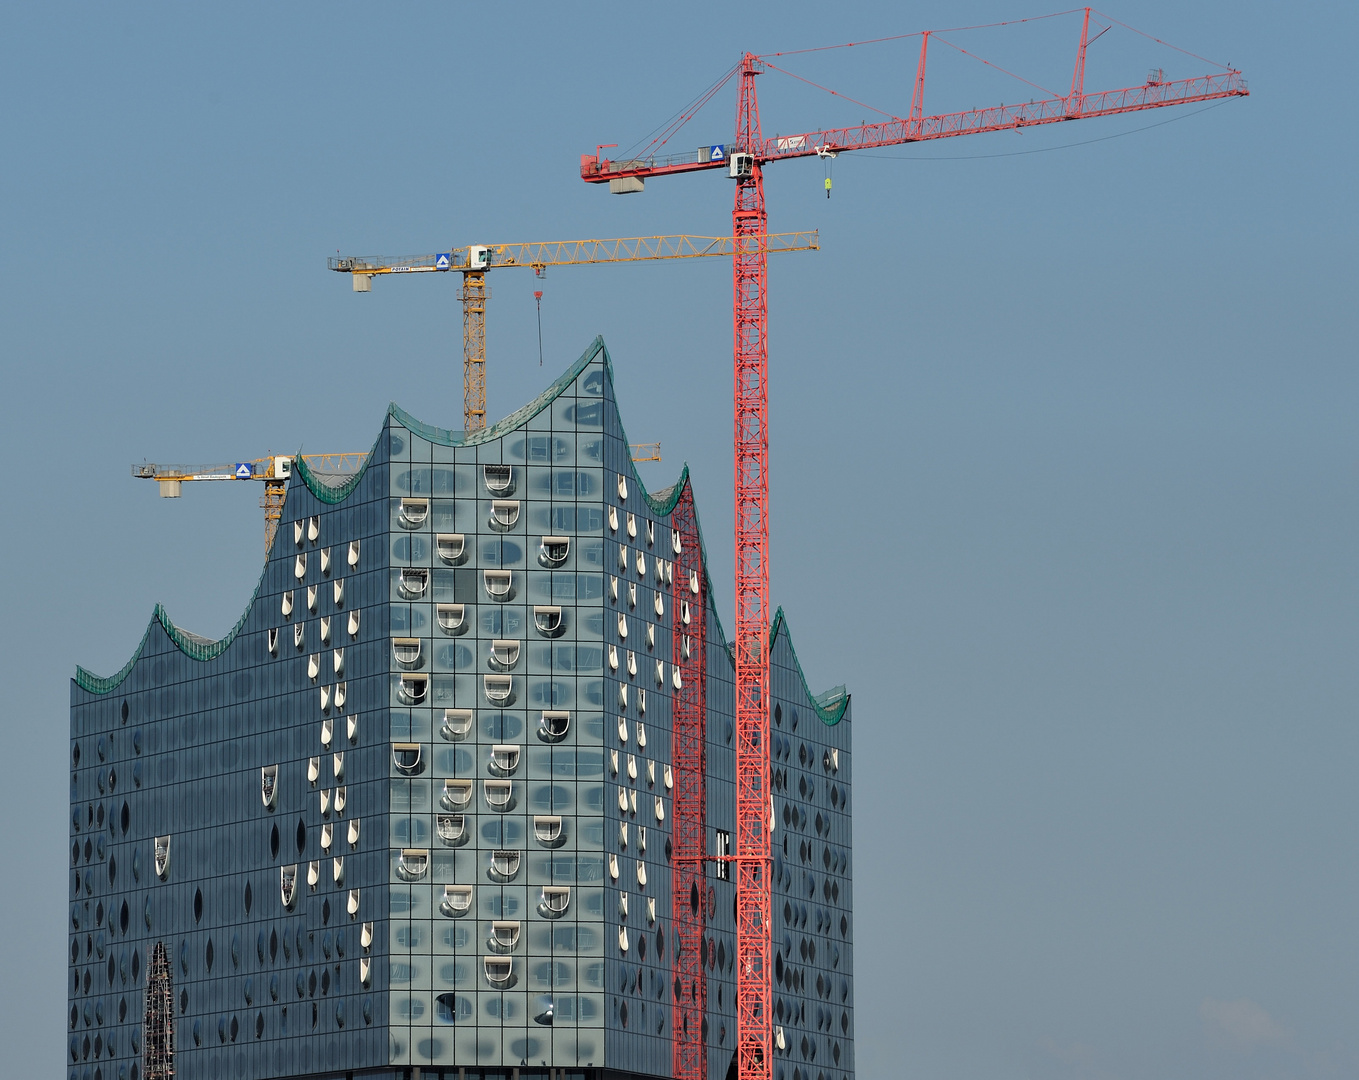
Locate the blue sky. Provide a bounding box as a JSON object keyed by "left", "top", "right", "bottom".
{"left": 2, "top": 3, "right": 1355, "bottom": 1077}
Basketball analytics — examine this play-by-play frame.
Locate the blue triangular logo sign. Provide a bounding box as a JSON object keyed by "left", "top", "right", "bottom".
{"left": 435, "top": 253, "right": 451, "bottom": 270}
{"left": 234, "top": 463, "right": 253, "bottom": 479}
{"left": 710, "top": 144, "right": 725, "bottom": 160}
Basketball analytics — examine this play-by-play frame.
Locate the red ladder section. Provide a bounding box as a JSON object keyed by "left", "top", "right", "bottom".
{"left": 671, "top": 483, "right": 708, "bottom": 1080}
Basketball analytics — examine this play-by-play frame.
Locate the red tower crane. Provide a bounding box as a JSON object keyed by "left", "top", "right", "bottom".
{"left": 582, "top": 10, "right": 1247, "bottom": 1080}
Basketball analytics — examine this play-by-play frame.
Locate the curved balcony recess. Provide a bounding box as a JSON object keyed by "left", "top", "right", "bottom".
{"left": 436, "top": 533, "right": 465, "bottom": 563}
{"left": 398, "top": 498, "right": 429, "bottom": 528}
{"left": 398, "top": 568, "right": 428, "bottom": 599}
{"left": 392, "top": 743, "right": 422, "bottom": 775}
{"left": 484, "top": 570, "right": 513, "bottom": 601}
{"left": 397, "top": 849, "right": 429, "bottom": 881}
{"left": 436, "top": 604, "right": 466, "bottom": 634}
{"left": 440, "top": 885, "right": 473, "bottom": 918}
{"left": 441, "top": 708, "right": 473, "bottom": 741}
{"left": 483, "top": 675, "right": 513, "bottom": 706}
{"left": 484, "top": 957, "right": 515, "bottom": 987}
{"left": 489, "top": 500, "right": 520, "bottom": 529}
{"left": 280, "top": 864, "right": 298, "bottom": 908}
{"left": 533, "top": 815, "right": 564, "bottom": 845}
{"left": 441, "top": 779, "right": 473, "bottom": 810}
{"left": 489, "top": 640, "right": 521, "bottom": 669}
{"left": 539, "top": 886, "right": 571, "bottom": 919}
{"left": 154, "top": 835, "right": 171, "bottom": 879}
{"left": 533, "top": 606, "right": 563, "bottom": 635}
{"left": 539, "top": 536, "right": 570, "bottom": 567}
{"left": 489, "top": 850, "right": 521, "bottom": 881}
{"left": 484, "top": 465, "right": 514, "bottom": 495}
{"left": 484, "top": 780, "right": 515, "bottom": 811}
{"left": 489, "top": 921, "right": 522, "bottom": 952}
{"left": 489, "top": 745, "right": 521, "bottom": 775}
{"left": 398, "top": 673, "right": 428, "bottom": 705}
{"left": 392, "top": 638, "right": 422, "bottom": 666}
{"left": 538, "top": 711, "right": 570, "bottom": 742}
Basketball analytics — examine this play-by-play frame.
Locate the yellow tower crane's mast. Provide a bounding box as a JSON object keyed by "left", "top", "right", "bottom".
{"left": 329, "top": 231, "right": 819, "bottom": 433}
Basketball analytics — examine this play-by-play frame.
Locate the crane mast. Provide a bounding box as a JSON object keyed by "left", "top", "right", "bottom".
{"left": 583, "top": 10, "right": 1248, "bottom": 1080}
{"left": 731, "top": 53, "right": 774, "bottom": 1080}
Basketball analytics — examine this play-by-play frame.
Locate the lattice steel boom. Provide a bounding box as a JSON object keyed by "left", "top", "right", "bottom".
{"left": 329, "top": 232, "right": 817, "bottom": 433}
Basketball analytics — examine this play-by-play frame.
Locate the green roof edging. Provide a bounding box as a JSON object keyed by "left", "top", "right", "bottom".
{"left": 75, "top": 556, "right": 271, "bottom": 695}
{"left": 388, "top": 336, "right": 608, "bottom": 449}
{"left": 770, "top": 607, "right": 850, "bottom": 726}
{"left": 294, "top": 425, "right": 384, "bottom": 505}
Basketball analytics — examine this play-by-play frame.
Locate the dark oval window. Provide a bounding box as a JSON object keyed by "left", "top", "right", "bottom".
{"left": 119, "top": 901, "right": 129, "bottom": 935}
{"left": 121, "top": 802, "right": 130, "bottom": 835}
{"left": 193, "top": 889, "right": 203, "bottom": 923}
{"left": 270, "top": 824, "right": 280, "bottom": 860}
{"left": 120, "top": 700, "right": 129, "bottom": 723}
{"left": 295, "top": 819, "right": 306, "bottom": 854}
{"left": 72, "top": 743, "right": 81, "bottom": 768}
{"left": 243, "top": 882, "right": 252, "bottom": 915}
{"left": 204, "top": 939, "right": 214, "bottom": 972}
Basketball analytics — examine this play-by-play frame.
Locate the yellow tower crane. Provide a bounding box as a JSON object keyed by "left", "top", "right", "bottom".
{"left": 328, "top": 231, "right": 819, "bottom": 433}
{"left": 132, "top": 453, "right": 366, "bottom": 552}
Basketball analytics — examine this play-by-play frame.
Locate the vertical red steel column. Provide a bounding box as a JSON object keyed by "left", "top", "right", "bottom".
{"left": 1068, "top": 7, "right": 1092, "bottom": 114}
{"left": 732, "top": 51, "right": 772, "bottom": 1080}
{"left": 671, "top": 483, "right": 708, "bottom": 1080}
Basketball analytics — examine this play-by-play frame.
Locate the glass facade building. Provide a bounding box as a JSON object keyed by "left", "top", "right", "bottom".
{"left": 69, "top": 338, "right": 853, "bottom": 1080}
